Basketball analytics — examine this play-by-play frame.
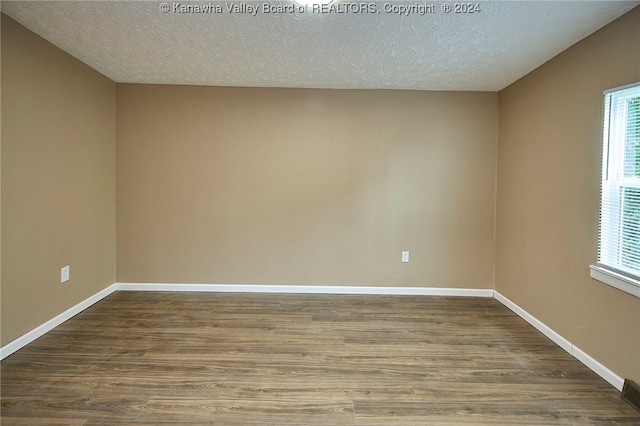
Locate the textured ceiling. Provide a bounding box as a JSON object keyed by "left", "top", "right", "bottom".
{"left": 1, "top": 1, "right": 638, "bottom": 91}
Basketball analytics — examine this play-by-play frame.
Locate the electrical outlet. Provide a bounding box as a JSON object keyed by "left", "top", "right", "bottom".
{"left": 402, "top": 251, "right": 410, "bottom": 263}
{"left": 61, "top": 265, "right": 70, "bottom": 283}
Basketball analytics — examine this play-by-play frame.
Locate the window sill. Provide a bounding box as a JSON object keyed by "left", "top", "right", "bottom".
{"left": 589, "top": 265, "right": 640, "bottom": 299}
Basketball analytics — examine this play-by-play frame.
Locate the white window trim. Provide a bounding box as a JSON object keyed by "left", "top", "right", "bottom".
{"left": 592, "top": 82, "right": 640, "bottom": 299}
{"left": 589, "top": 265, "right": 640, "bottom": 298}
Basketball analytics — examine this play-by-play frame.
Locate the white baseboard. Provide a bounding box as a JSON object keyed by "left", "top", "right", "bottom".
{"left": 115, "top": 283, "right": 494, "bottom": 297}
{"left": 494, "top": 290, "right": 624, "bottom": 391}
{"left": 572, "top": 345, "right": 624, "bottom": 390}
{"left": 1, "top": 282, "right": 625, "bottom": 392}
{"left": 493, "top": 291, "right": 572, "bottom": 353}
{"left": 0, "top": 283, "right": 117, "bottom": 360}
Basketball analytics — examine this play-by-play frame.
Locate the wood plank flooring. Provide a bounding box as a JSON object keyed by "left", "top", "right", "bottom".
{"left": 1, "top": 292, "right": 639, "bottom": 425}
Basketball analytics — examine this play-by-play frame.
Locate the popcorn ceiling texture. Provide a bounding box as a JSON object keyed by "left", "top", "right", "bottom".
{"left": 1, "top": 1, "right": 638, "bottom": 91}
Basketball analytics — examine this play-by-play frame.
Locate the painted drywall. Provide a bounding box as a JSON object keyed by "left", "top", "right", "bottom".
{"left": 1, "top": 14, "right": 3, "bottom": 330}
{"left": 0, "top": 15, "right": 117, "bottom": 346}
{"left": 117, "top": 86, "right": 498, "bottom": 287}
{"left": 496, "top": 7, "right": 640, "bottom": 383}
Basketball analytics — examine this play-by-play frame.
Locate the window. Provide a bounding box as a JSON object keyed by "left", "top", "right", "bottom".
{"left": 590, "top": 83, "right": 640, "bottom": 298}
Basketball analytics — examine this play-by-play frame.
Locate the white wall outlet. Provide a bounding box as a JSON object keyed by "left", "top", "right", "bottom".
{"left": 61, "top": 265, "right": 70, "bottom": 283}
{"left": 402, "top": 251, "right": 410, "bottom": 263}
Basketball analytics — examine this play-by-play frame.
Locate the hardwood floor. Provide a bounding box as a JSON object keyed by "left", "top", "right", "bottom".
{"left": 1, "top": 292, "right": 639, "bottom": 425}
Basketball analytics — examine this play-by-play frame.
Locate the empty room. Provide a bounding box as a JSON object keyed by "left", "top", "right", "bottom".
{"left": 1, "top": 0, "right": 640, "bottom": 424}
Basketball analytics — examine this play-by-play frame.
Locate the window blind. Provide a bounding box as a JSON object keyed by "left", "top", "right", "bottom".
{"left": 597, "top": 84, "right": 640, "bottom": 282}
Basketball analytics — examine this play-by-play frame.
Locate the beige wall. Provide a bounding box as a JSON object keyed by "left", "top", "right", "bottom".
{"left": 1, "top": 15, "right": 117, "bottom": 345}
{"left": 1, "top": 14, "right": 3, "bottom": 333}
{"left": 0, "top": 16, "right": 3, "bottom": 332}
{"left": 496, "top": 8, "right": 640, "bottom": 383}
{"left": 117, "top": 86, "right": 498, "bottom": 287}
